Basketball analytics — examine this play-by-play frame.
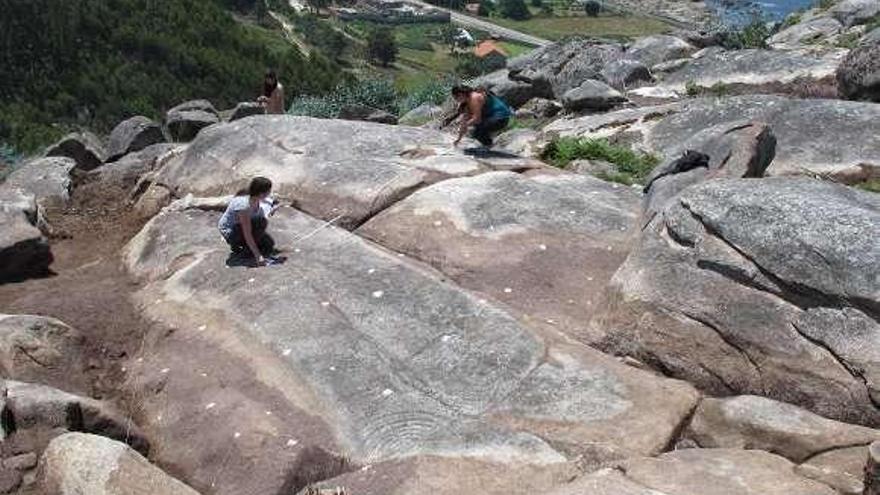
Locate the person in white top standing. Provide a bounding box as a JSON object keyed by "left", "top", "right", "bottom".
{"left": 258, "top": 69, "right": 285, "bottom": 114}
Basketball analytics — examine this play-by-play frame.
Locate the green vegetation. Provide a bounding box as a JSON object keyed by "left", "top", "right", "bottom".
{"left": 722, "top": 17, "right": 772, "bottom": 49}
{"left": 685, "top": 81, "right": 732, "bottom": 97}
{"left": 367, "top": 27, "right": 399, "bottom": 67}
{"left": 0, "top": 0, "right": 343, "bottom": 153}
{"left": 0, "top": 143, "right": 22, "bottom": 182}
{"left": 289, "top": 77, "right": 452, "bottom": 118}
{"left": 488, "top": 14, "right": 671, "bottom": 41}
{"left": 780, "top": 11, "right": 803, "bottom": 29}
{"left": 814, "top": 0, "right": 837, "bottom": 11}
{"left": 836, "top": 31, "right": 863, "bottom": 48}
{"left": 500, "top": 0, "right": 533, "bottom": 20}
{"left": 542, "top": 137, "right": 660, "bottom": 185}
{"left": 857, "top": 179, "right": 880, "bottom": 194}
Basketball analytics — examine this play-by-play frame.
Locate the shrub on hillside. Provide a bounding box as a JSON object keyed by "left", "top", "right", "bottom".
{"left": 398, "top": 80, "right": 454, "bottom": 114}
{"left": 719, "top": 16, "right": 772, "bottom": 49}
{"left": 367, "top": 28, "right": 399, "bottom": 67}
{"left": 584, "top": 0, "right": 602, "bottom": 17}
{"left": 289, "top": 79, "right": 399, "bottom": 118}
{"left": 542, "top": 137, "right": 660, "bottom": 185}
{"left": 499, "top": 0, "right": 532, "bottom": 20}
{"left": 0, "top": 0, "right": 343, "bottom": 153}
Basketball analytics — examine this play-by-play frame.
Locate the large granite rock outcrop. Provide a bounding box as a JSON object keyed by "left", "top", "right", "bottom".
{"left": 561, "top": 80, "right": 627, "bottom": 112}
{"left": 123, "top": 205, "right": 698, "bottom": 494}
{"left": 642, "top": 121, "right": 776, "bottom": 219}
{"left": 38, "top": 433, "right": 197, "bottom": 495}
{"left": 358, "top": 171, "right": 641, "bottom": 339}
{"left": 107, "top": 116, "right": 166, "bottom": 162}
{"left": 0, "top": 189, "right": 51, "bottom": 283}
{"left": 543, "top": 95, "right": 880, "bottom": 182}
{"left": 586, "top": 178, "right": 880, "bottom": 426}
{"left": 1, "top": 157, "right": 74, "bottom": 207}
{"left": 830, "top": 0, "right": 880, "bottom": 27}
{"left": 508, "top": 39, "right": 624, "bottom": 99}
{"left": 626, "top": 35, "right": 697, "bottom": 68}
{"left": 0, "top": 315, "right": 86, "bottom": 392}
{"left": 150, "top": 116, "right": 543, "bottom": 230}
{"left": 547, "top": 449, "right": 838, "bottom": 495}
{"left": 768, "top": 16, "right": 844, "bottom": 48}
{"left": 44, "top": 132, "right": 107, "bottom": 171}
{"left": 658, "top": 48, "right": 846, "bottom": 92}
{"left": 685, "top": 395, "right": 880, "bottom": 462}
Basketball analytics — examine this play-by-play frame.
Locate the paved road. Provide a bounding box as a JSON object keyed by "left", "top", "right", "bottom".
{"left": 408, "top": 0, "right": 552, "bottom": 47}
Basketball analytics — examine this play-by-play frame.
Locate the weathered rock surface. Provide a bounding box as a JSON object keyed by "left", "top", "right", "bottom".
{"left": 768, "top": 16, "right": 844, "bottom": 48}
{"left": 830, "top": 0, "right": 880, "bottom": 27}
{"left": 1, "top": 157, "right": 74, "bottom": 207}
{"left": 44, "top": 132, "right": 106, "bottom": 171}
{"left": 797, "top": 446, "right": 868, "bottom": 494}
{"left": 642, "top": 121, "right": 776, "bottom": 219}
{"left": 124, "top": 206, "right": 698, "bottom": 492}
{"left": 2, "top": 380, "right": 148, "bottom": 454}
{"left": 685, "top": 395, "right": 880, "bottom": 461}
{"left": 150, "top": 116, "right": 542, "bottom": 230}
{"left": 303, "top": 456, "right": 579, "bottom": 495}
{"left": 601, "top": 59, "right": 653, "bottom": 89}
{"left": 228, "top": 101, "right": 265, "bottom": 121}
{"left": 168, "top": 99, "right": 218, "bottom": 116}
{"left": 620, "top": 449, "right": 837, "bottom": 495}
{"left": 0, "top": 189, "right": 51, "bottom": 283}
{"left": 837, "top": 40, "right": 880, "bottom": 102}
{"left": 586, "top": 178, "right": 880, "bottom": 426}
{"left": 658, "top": 48, "right": 846, "bottom": 92}
{"left": 0, "top": 315, "right": 86, "bottom": 392}
{"left": 867, "top": 442, "right": 880, "bottom": 495}
{"left": 494, "top": 128, "right": 544, "bottom": 157}
{"left": 562, "top": 80, "right": 627, "bottom": 112}
{"left": 474, "top": 70, "right": 552, "bottom": 108}
{"left": 546, "top": 468, "right": 671, "bottom": 495}
{"left": 338, "top": 104, "right": 398, "bottom": 125}
{"left": 544, "top": 95, "right": 880, "bottom": 182}
{"left": 515, "top": 98, "right": 562, "bottom": 120}
{"left": 399, "top": 104, "right": 443, "bottom": 126}
{"left": 166, "top": 109, "right": 219, "bottom": 142}
{"left": 38, "top": 433, "right": 197, "bottom": 495}
{"left": 626, "top": 35, "right": 697, "bottom": 68}
{"left": 107, "top": 116, "right": 166, "bottom": 162}
{"left": 508, "top": 40, "right": 624, "bottom": 98}
{"left": 358, "top": 171, "right": 642, "bottom": 339}
{"left": 93, "top": 143, "right": 184, "bottom": 192}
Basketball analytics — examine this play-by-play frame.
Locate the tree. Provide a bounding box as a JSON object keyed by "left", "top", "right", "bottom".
{"left": 305, "top": 0, "right": 330, "bottom": 14}
{"left": 530, "top": 0, "right": 542, "bottom": 8}
{"left": 367, "top": 28, "right": 398, "bottom": 67}
{"left": 499, "top": 0, "right": 531, "bottom": 20}
{"left": 584, "top": 0, "right": 601, "bottom": 17}
{"left": 477, "top": 0, "right": 495, "bottom": 15}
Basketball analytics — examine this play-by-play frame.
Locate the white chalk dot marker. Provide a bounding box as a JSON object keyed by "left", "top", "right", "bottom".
{"left": 587, "top": 276, "right": 594, "bottom": 281}
{"left": 381, "top": 388, "right": 393, "bottom": 397}
{"left": 198, "top": 324, "right": 207, "bottom": 331}
{"left": 234, "top": 432, "right": 241, "bottom": 439}
{"left": 286, "top": 439, "right": 299, "bottom": 447}
{"left": 161, "top": 368, "right": 170, "bottom": 374}
{"left": 155, "top": 299, "right": 163, "bottom": 305}
{"left": 607, "top": 246, "right": 613, "bottom": 251}
{"left": 546, "top": 319, "right": 556, "bottom": 324}
{"left": 478, "top": 299, "right": 487, "bottom": 304}
{"left": 503, "top": 287, "right": 513, "bottom": 293}
{"left": 568, "top": 299, "right": 575, "bottom": 304}
{"left": 367, "top": 268, "right": 376, "bottom": 274}
{"left": 200, "top": 372, "right": 208, "bottom": 377}
{"left": 397, "top": 253, "right": 405, "bottom": 257}
{"left": 372, "top": 290, "right": 384, "bottom": 298}
{"left": 266, "top": 411, "right": 273, "bottom": 416}
{"left": 248, "top": 277, "right": 256, "bottom": 283}
{"left": 433, "top": 220, "right": 442, "bottom": 226}
{"left": 205, "top": 402, "right": 216, "bottom": 410}
{"left": 294, "top": 248, "right": 301, "bottom": 253}
{"left": 321, "top": 301, "right": 330, "bottom": 307}
{"left": 121, "top": 367, "right": 127, "bottom": 372}
{"left": 569, "top": 210, "right": 576, "bottom": 215}
{"left": 538, "top": 244, "right": 547, "bottom": 250}
{"left": 329, "top": 366, "right": 336, "bottom": 371}
{"left": 282, "top": 348, "right": 292, "bottom": 357}
{"left": 441, "top": 335, "right": 452, "bottom": 343}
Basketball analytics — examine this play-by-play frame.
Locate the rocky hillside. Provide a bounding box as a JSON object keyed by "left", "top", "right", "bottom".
{"left": 0, "top": 2, "right": 879, "bottom": 494}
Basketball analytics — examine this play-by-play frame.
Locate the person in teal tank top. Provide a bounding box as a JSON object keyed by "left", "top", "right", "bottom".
{"left": 451, "top": 85, "right": 512, "bottom": 148}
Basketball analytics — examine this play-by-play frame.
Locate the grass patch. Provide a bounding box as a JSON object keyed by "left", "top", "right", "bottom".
{"left": 857, "top": 179, "right": 880, "bottom": 193}
{"left": 498, "top": 41, "right": 534, "bottom": 57}
{"left": 836, "top": 31, "right": 862, "bottom": 49}
{"left": 542, "top": 137, "right": 660, "bottom": 185}
{"left": 488, "top": 13, "right": 671, "bottom": 41}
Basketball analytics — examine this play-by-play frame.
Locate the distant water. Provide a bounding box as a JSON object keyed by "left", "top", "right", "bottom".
{"left": 706, "top": 0, "right": 817, "bottom": 23}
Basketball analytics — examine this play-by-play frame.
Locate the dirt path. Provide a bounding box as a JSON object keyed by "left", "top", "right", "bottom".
{"left": 0, "top": 176, "right": 154, "bottom": 402}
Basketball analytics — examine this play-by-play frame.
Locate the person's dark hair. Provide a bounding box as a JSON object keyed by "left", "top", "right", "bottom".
{"left": 451, "top": 85, "right": 475, "bottom": 97}
{"left": 248, "top": 177, "right": 273, "bottom": 197}
{"left": 263, "top": 69, "right": 278, "bottom": 98}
